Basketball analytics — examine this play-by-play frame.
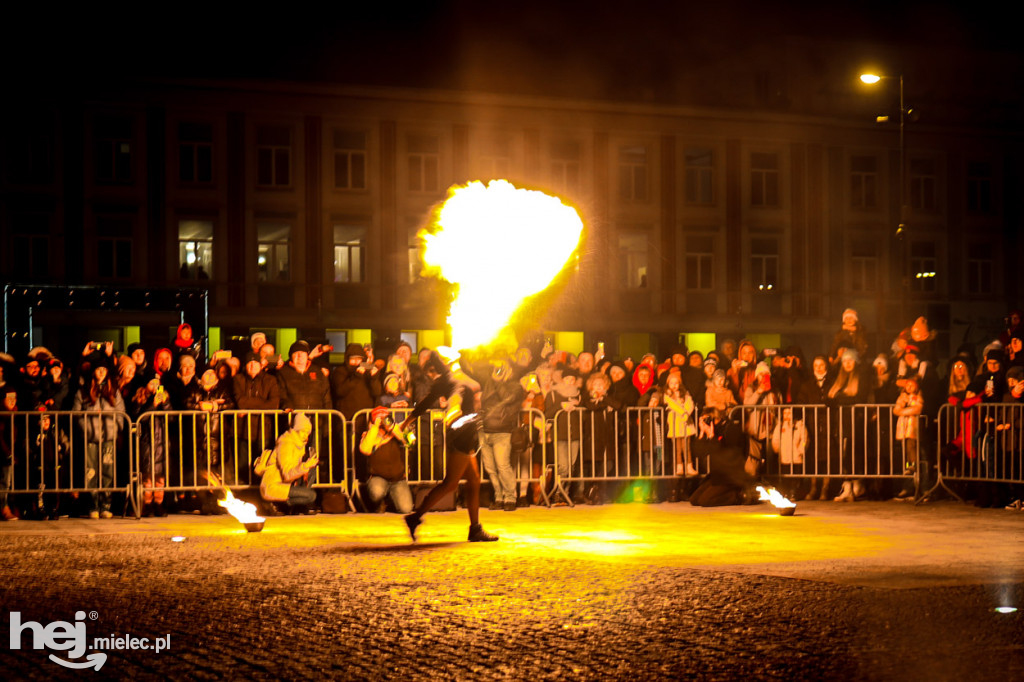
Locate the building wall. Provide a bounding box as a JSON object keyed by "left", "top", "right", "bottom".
{"left": 2, "top": 79, "right": 1020, "bottom": 360}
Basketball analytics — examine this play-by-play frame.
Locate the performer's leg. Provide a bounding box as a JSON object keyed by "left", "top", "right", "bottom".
{"left": 463, "top": 454, "right": 482, "bottom": 526}
{"left": 409, "top": 450, "right": 468, "bottom": 520}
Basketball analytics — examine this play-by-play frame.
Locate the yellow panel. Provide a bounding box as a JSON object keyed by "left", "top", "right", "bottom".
{"left": 618, "top": 333, "right": 651, "bottom": 360}
{"left": 208, "top": 327, "right": 221, "bottom": 353}
{"left": 124, "top": 326, "right": 141, "bottom": 349}
{"left": 745, "top": 333, "right": 782, "bottom": 354}
{"left": 418, "top": 329, "right": 446, "bottom": 351}
{"left": 350, "top": 328, "right": 373, "bottom": 346}
{"left": 553, "top": 331, "right": 584, "bottom": 356}
{"left": 277, "top": 328, "right": 298, "bottom": 355}
{"left": 681, "top": 332, "right": 716, "bottom": 356}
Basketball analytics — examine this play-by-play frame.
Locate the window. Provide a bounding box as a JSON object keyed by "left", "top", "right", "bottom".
{"left": 550, "top": 140, "right": 581, "bottom": 193}
{"left": 178, "top": 220, "right": 213, "bottom": 279}
{"left": 967, "top": 243, "right": 993, "bottom": 295}
{"left": 850, "top": 155, "right": 877, "bottom": 209}
{"left": 407, "top": 134, "right": 440, "bottom": 192}
{"left": 333, "top": 130, "right": 367, "bottom": 190}
{"left": 750, "top": 153, "right": 779, "bottom": 206}
{"left": 257, "top": 222, "right": 290, "bottom": 282}
{"left": 333, "top": 223, "right": 365, "bottom": 283}
{"left": 909, "top": 241, "right": 937, "bottom": 293}
{"left": 256, "top": 126, "right": 291, "bottom": 187}
{"left": 750, "top": 237, "right": 779, "bottom": 290}
{"left": 478, "top": 133, "right": 512, "bottom": 180}
{"left": 618, "top": 230, "right": 649, "bottom": 288}
{"left": 967, "top": 162, "right": 993, "bottom": 214}
{"left": 685, "top": 235, "right": 714, "bottom": 290}
{"left": 11, "top": 214, "right": 50, "bottom": 280}
{"left": 178, "top": 122, "right": 213, "bottom": 183}
{"left": 850, "top": 239, "right": 878, "bottom": 293}
{"left": 618, "top": 145, "right": 648, "bottom": 202}
{"left": 407, "top": 222, "right": 423, "bottom": 284}
{"left": 909, "top": 158, "right": 936, "bottom": 210}
{"left": 684, "top": 148, "right": 714, "bottom": 205}
{"left": 96, "top": 216, "right": 133, "bottom": 279}
{"left": 95, "top": 116, "right": 132, "bottom": 184}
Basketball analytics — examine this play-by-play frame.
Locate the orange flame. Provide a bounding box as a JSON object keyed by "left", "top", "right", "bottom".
{"left": 206, "top": 472, "right": 265, "bottom": 525}
{"left": 420, "top": 180, "right": 583, "bottom": 351}
{"left": 756, "top": 485, "right": 796, "bottom": 510}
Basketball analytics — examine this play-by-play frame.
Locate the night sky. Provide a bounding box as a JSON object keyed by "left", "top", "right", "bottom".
{"left": 9, "top": 1, "right": 1018, "bottom": 103}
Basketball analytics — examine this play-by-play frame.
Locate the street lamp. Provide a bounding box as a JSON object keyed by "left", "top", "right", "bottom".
{"left": 861, "top": 71, "right": 909, "bottom": 332}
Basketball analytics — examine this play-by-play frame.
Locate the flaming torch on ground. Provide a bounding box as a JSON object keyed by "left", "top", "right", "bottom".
{"left": 420, "top": 179, "right": 584, "bottom": 356}
{"left": 205, "top": 471, "right": 266, "bottom": 532}
{"left": 756, "top": 485, "right": 797, "bottom": 516}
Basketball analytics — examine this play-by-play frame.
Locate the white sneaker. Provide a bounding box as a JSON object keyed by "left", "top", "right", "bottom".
{"left": 100, "top": 511, "right": 113, "bottom": 519}
{"left": 89, "top": 511, "right": 100, "bottom": 519}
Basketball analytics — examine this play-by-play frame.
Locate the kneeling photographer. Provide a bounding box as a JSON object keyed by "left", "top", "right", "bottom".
{"left": 689, "top": 407, "right": 759, "bottom": 507}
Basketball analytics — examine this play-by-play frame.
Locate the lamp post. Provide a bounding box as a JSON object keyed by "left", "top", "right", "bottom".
{"left": 860, "top": 72, "right": 908, "bottom": 332}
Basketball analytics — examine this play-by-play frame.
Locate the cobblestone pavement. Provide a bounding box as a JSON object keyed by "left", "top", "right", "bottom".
{"left": 1, "top": 500, "right": 1022, "bottom": 680}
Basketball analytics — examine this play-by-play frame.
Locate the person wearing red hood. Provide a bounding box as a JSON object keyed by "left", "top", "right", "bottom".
{"left": 173, "top": 323, "right": 202, "bottom": 363}
{"left": 632, "top": 362, "right": 655, "bottom": 400}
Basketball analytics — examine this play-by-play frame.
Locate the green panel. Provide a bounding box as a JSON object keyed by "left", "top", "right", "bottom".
{"left": 278, "top": 328, "right": 298, "bottom": 355}
{"left": 618, "top": 332, "right": 651, "bottom": 361}
{"left": 124, "top": 326, "right": 140, "bottom": 350}
{"left": 419, "top": 329, "right": 446, "bottom": 351}
{"left": 208, "top": 327, "right": 221, "bottom": 353}
{"left": 554, "top": 331, "right": 584, "bottom": 356}
{"left": 350, "top": 328, "right": 372, "bottom": 346}
{"left": 682, "top": 332, "right": 716, "bottom": 356}
{"left": 746, "top": 333, "right": 782, "bottom": 354}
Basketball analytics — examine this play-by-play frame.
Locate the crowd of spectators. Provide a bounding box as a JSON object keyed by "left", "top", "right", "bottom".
{"left": 3, "top": 309, "right": 1024, "bottom": 521}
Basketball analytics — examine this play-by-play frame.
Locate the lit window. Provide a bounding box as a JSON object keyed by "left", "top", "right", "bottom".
{"left": 333, "top": 224, "right": 365, "bottom": 283}
{"left": 257, "top": 222, "right": 290, "bottom": 282}
{"left": 618, "top": 230, "right": 649, "bottom": 288}
{"left": 178, "top": 220, "right": 213, "bottom": 280}
{"left": 850, "top": 239, "right": 878, "bottom": 293}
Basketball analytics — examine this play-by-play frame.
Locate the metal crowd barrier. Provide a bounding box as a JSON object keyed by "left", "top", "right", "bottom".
{"left": 347, "top": 407, "right": 554, "bottom": 510}
{"left": 725, "top": 404, "right": 928, "bottom": 482}
{"left": 931, "top": 402, "right": 1024, "bottom": 501}
{"left": 134, "top": 409, "right": 349, "bottom": 516}
{"left": 0, "top": 410, "right": 135, "bottom": 518}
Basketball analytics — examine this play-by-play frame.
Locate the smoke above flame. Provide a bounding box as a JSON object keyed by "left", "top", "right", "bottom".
{"left": 421, "top": 180, "right": 583, "bottom": 351}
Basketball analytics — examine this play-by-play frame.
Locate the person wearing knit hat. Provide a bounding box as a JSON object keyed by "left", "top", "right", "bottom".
{"left": 830, "top": 308, "right": 869, "bottom": 365}
{"left": 250, "top": 332, "right": 267, "bottom": 354}
{"left": 278, "top": 340, "right": 330, "bottom": 413}
{"left": 254, "top": 412, "right": 318, "bottom": 511}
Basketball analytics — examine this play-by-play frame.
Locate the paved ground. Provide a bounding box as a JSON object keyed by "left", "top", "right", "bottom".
{"left": 1, "top": 499, "right": 1022, "bottom": 680}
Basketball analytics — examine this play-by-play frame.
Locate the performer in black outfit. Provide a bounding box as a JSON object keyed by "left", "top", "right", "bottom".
{"left": 399, "top": 351, "right": 499, "bottom": 542}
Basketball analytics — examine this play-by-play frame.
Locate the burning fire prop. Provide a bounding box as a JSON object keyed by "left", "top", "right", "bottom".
{"left": 756, "top": 485, "right": 797, "bottom": 516}
{"left": 421, "top": 180, "right": 584, "bottom": 352}
{"left": 206, "top": 472, "right": 266, "bottom": 532}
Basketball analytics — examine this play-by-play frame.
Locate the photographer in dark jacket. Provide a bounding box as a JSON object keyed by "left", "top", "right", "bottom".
{"left": 689, "top": 407, "right": 758, "bottom": 506}
{"left": 233, "top": 352, "right": 281, "bottom": 475}
{"left": 462, "top": 352, "right": 525, "bottom": 511}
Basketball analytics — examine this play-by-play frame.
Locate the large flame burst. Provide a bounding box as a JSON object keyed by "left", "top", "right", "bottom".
{"left": 421, "top": 180, "right": 583, "bottom": 351}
